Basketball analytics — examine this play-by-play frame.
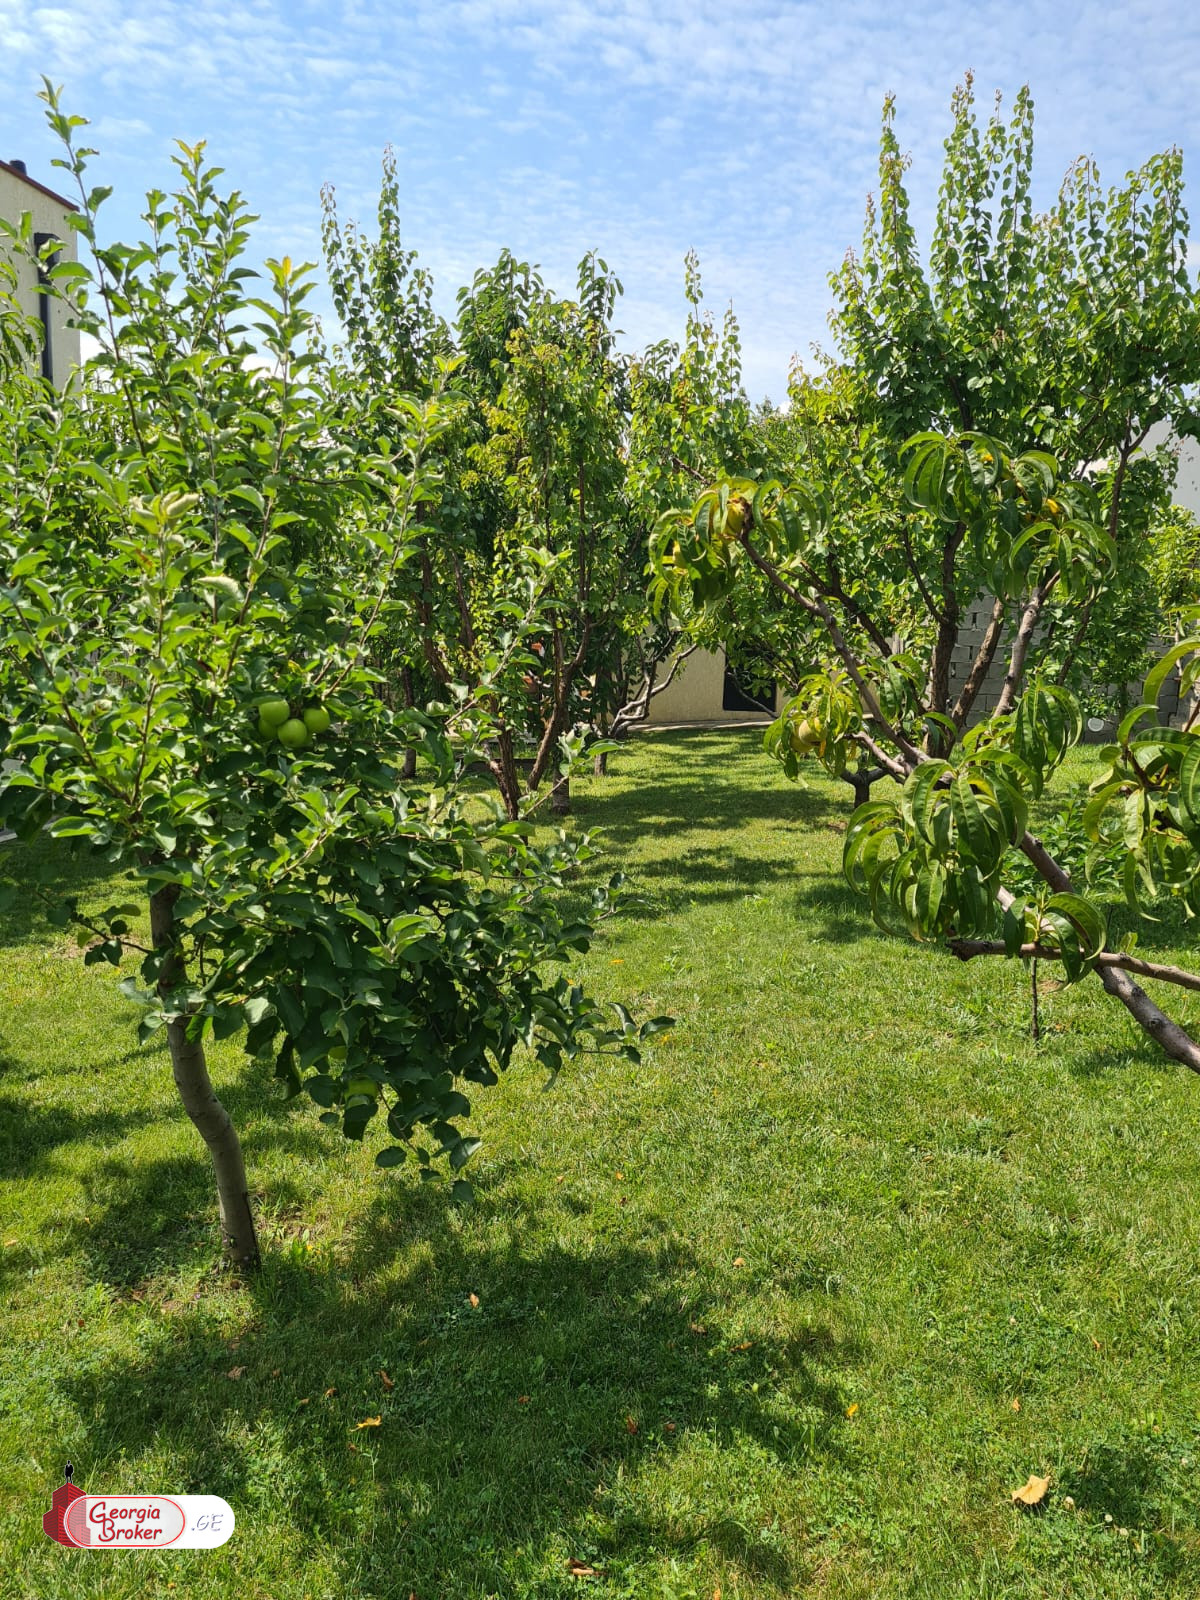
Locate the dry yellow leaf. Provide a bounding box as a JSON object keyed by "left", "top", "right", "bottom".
{"left": 226, "top": 1366, "right": 246, "bottom": 1380}
{"left": 732, "top": 1257, "right": 746, "bottom": 1268}
{"left": 324, "top": 1386, "right": 337, "bottom": 1398}
{"left": 733, "top": 1341, "right": 753, "bottom": 1352}
{"left": 469, "top": 1292, "right": 480, "bottom": 1308}
{"left": 380, "top": 1370, "right": 395, "bottom": 1391}
{"left": 625, "top": 1416, "right": 638, "bottom": 1434}
{"left": 353, "top": 1416, "right": 382, "bottom": 1430}
{"left": 567, "top": 1559, "right": 599, "bottom": 1577}
{"left": 1011, "top": 1473, "right": 1050, "bottom": 1507}
{"left": 845, "top": 1402, "right": 859, "bottom": 1418}
{"left": 1011, "top": 1397, "right": 1021, "bottom": 1412}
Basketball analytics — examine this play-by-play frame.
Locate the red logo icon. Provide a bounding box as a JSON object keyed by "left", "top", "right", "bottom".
{"left": 43, "top": 1464, "right": 84, "bottom": 1547}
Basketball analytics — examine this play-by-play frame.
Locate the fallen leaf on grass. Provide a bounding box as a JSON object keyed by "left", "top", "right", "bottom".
{"left": 732, "top": 1257, "right": 746, "bottom": 1269}
{"left": 845, "top": 1403, "right": 859, "bottom": 1418}
{"left": 469, "top": 1293, "right": 480, "bottom": 1308}
{"left": 297, "top": 1398, "right": 310, "bottom": 1407}
{"left": 625, "top": 1416, "right": 638, "bottom": 1434}
{"left": 226, "top": 1367, "right": 246, "bottom": 1380}
{"left": 353, "top": 1416, "right": 382, "bottom": 1431}
{"left": 517, "top": 1395, "right": 530, "bottom": 1405}
{"left": 664, "top": 1422, "right": 676, "bottom": 1432}
{"left": 1011, "top": 1398, "right": 1021, "bottom": 1412}
{"left": 567, "top": 1559, "right": 601, "bottom": 1577}
{"left": 732, "top": 1341, "right": 753, "bottom": 1352}
{"left": 614, "top": 1172, "right": 624, "bottom": 1181}
{"left": 689, "top": 1322, "right": 708, "bottom": 1336}
{"left": 380, "top": 1370, "right": 395, "bottom": 1391}
{"left": 1011, "top": 1473, "right": 1050, "bottom": 1508}
{"left": 324, "top": 1387, "right": 337, "bottom": 1398}
{"left": 4, "top": 1239, "right": 18, "bottom": 1248}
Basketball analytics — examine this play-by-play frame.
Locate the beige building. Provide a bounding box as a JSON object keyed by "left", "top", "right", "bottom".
{"left": 0, "top": 156, "right": 80, "bottom": 386}
{"left": 646, "top": 645, "right": 782, "bottom": 724}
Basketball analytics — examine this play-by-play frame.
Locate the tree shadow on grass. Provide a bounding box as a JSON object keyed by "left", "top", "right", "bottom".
{"left": 55, "top": 1173, "right": 863, "bottom": 1596}
{"left": 0, "top": 1036, "right": 334, "bottom": 1292}
{"left": 0, "top": 833, "right": 136, "bottom": 950}
{"left": 577, "top": 774, "right": 842, "bottom": 847}
{"left": 1053, "top": 1426, "right": 1198, "bottom": 1581}
{"left": 789, "top": 877, "right": 894, "bottom": 946}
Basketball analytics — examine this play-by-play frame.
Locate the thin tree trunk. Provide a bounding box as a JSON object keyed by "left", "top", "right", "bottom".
{"left": 148, "top": 885, "right": 260, "bottom": 1271}
{"left": 551, "top": 775, "right": 570, "bottom": 814}
{"left": 995, "top": 581, "right": 1053, "bottom": 717}
{"left": 952, "top": 595, "right": 1007, "bottom": 727}
{"left": 400, "top": 664, "right": 417, "bottom": 782}
{"left": 488, "top": 727, "right": 521, "bottom": 821}
{"left": 844, "top": 767, "right": 881, "bottom": 809}
{"left": 924, "top": 522, "right": 965, "bottom": 751}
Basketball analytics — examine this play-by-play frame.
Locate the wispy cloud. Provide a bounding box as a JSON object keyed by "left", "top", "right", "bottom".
{"left": 1, "top": 1, "right": 1198, "bottom": 396}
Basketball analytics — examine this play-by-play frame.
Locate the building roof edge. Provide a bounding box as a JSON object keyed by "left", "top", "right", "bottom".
{"left": 0, "top": 159, "right": 79, "bottom": 213}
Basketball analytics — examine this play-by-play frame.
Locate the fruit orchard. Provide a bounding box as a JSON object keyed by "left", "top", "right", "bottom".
{"left": 2, "top": 74, "right": 1200, "bottom": 1278}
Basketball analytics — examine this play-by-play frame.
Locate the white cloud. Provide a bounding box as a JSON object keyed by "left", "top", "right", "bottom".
{"left": 1, "top": 0, "right": 1197, "bottom": 397}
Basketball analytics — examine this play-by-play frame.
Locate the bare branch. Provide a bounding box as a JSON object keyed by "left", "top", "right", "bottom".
{"left": 948, "top": 938, "right": 1200, "bottom": 995}
{"left": 951, "top": 594, "right": 1006, "bottom": 727}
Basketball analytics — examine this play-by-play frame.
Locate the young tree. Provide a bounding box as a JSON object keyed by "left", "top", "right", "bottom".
{"left": 655, "top": 428, "right": 1200, "bottom": 1072}
{"left": 0, "top": 91, "right": 662, "bottom": 1270}
{"left": 807, "top": 78, "right": 1200, "bottom": 744}
{"left": 652, "top": 76, "right": 1200, "bottom": 1077}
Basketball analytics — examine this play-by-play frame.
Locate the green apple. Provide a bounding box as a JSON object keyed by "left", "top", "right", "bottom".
{"left": 258, "top": 697, "right": 291, "bottom": 729}
{"left": 302, "top": 705, "right": 331, "bottom": 736}
{"left": 276, "top": 718, "right": 311, "bottom": 750}
{"left": 257, "top": 716, "right": 276, "bottom": 739}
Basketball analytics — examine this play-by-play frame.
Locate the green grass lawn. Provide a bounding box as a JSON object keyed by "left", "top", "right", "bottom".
{"left": 3, "top": 729, "right": 1200, "bottom": 1599}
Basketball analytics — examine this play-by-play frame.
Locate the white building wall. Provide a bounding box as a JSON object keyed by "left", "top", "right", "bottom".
{"left": 0, "top": 158, "right": 80, "bottom": 386}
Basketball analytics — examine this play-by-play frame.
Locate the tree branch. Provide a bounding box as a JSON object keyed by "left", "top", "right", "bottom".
{"left": 947, "top": 939, "right": 1200, "bottom": 994}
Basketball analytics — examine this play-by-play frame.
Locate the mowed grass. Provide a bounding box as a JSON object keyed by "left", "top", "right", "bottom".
{"left": 3, "top": 728, "right": 1200, "bottom": 1599}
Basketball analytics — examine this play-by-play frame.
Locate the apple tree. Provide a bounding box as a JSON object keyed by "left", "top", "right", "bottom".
{"left": 0, "top": 91, "right": 664, "bottom": 1271}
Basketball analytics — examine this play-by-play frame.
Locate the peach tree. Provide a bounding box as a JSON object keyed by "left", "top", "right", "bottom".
{"left": 653, "top": 432, "right": 1200, "bottom": 1073}
{"left": 0, "top": 91, "right": 662, "bottom": 1271}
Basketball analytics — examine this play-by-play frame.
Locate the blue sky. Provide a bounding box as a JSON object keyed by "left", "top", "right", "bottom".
{"left": 1, "top": 0, "right": 1198, "bottom": 400}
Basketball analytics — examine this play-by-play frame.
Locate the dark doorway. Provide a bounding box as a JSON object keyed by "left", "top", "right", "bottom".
{"left": 721, "top": 652, "right": 775, "bottom": 714}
